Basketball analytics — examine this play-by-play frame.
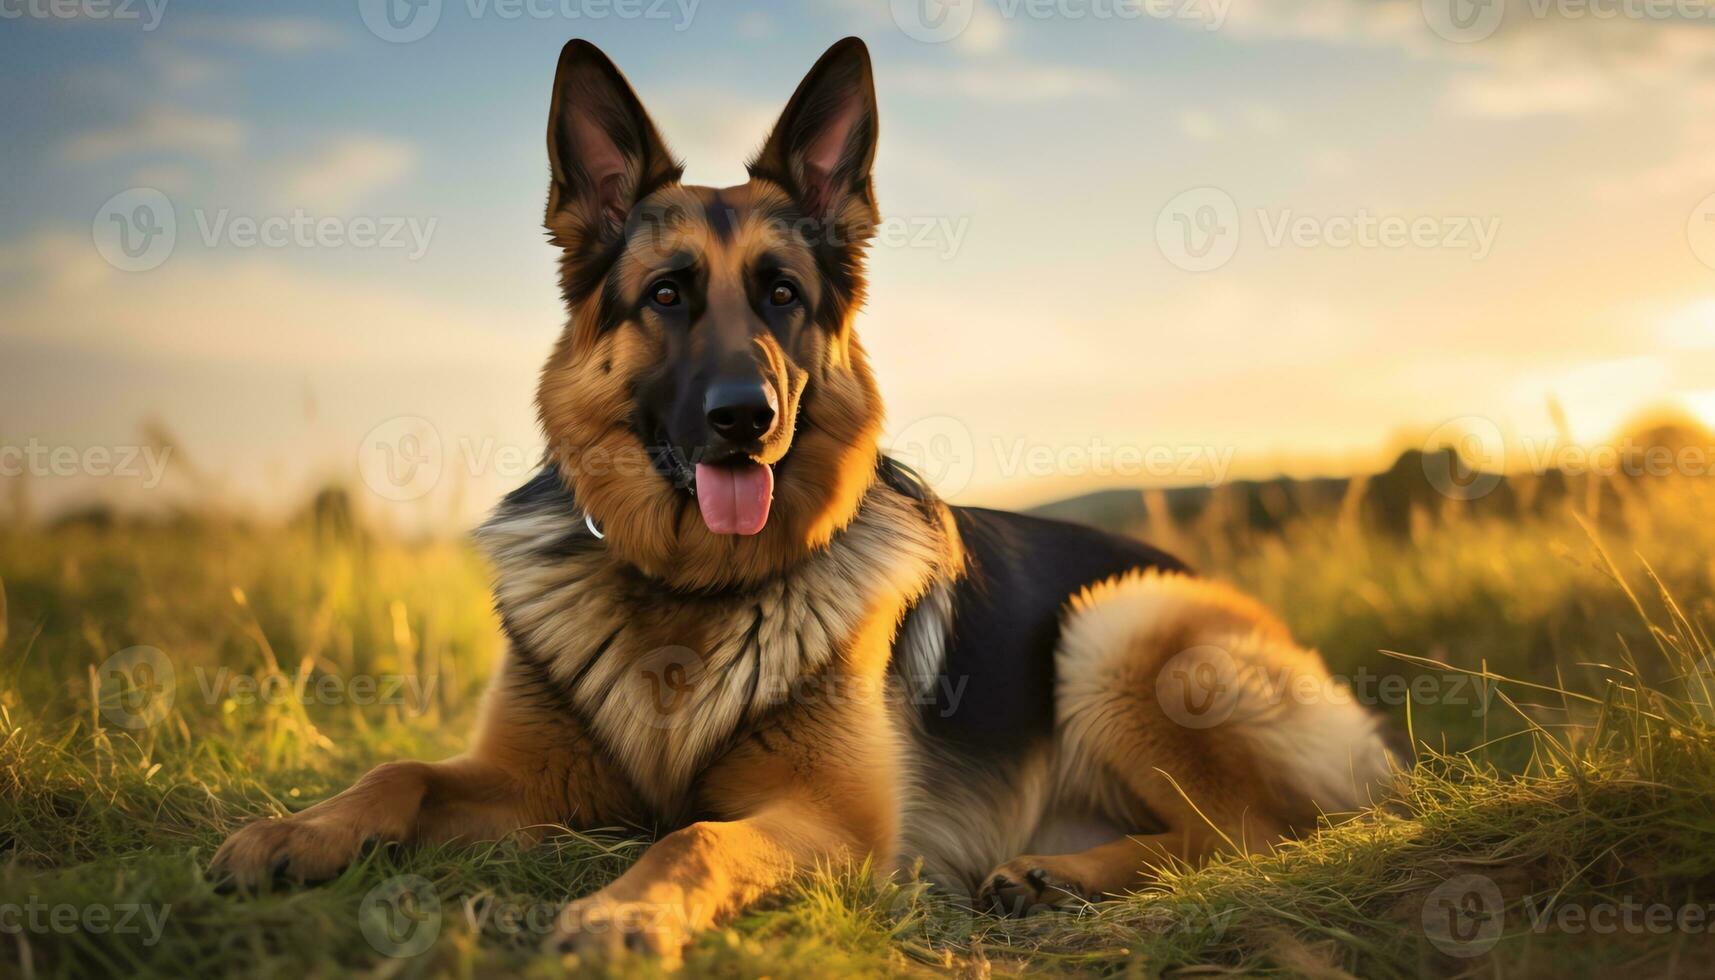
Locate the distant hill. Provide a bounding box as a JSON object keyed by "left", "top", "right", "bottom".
{"left": 1027, "top": 420, "right": 1714, "bottom": 538}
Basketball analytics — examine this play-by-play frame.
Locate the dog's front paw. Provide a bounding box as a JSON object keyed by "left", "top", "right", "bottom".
{"left": 210, "top": 814, "right": 375, "bottom": 888}
{"left": 544, "top": 894, "right": 691, "bottom": 968}
{"left": 211, "top": 761, "right": 430, "bottom": 888}
{"left": 979, "top": 856, "right": 1093, "bottom": 917}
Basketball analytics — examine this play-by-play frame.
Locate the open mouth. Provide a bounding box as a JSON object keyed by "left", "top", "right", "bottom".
{"left": 649, "top": 437, "right": 776, "bottom": 537}
{"left": 693, "top": 459, "right": 774, "bottom": 536}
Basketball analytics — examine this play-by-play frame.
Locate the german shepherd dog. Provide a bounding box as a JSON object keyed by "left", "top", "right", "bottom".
{"left": 213, "top": 37, "right": 1393, "bottom": 961}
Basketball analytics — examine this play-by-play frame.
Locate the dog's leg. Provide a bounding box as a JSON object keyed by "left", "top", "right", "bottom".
{"left": 545, "top": 681, "right": 899, "bottom": 964}
{"left": 212, "top": 755, "right": 530, "bottom": 886}
{"left": 979, "top": 747, "right": 1294, "bottom": 913}
{"left": 982, "top": 571, "right": 1393, "bottom": 916}
{"left": 980, "top": 832, "right": 1193, "bottom": 912}
{"left": 545, "top": 802, "right": 858, "bottom": 961}
{"left": 978, "top": 823, "right": 1272, "bottom": 914}
{"left": 212, "top": 651, "right": 636, "bottom": 886}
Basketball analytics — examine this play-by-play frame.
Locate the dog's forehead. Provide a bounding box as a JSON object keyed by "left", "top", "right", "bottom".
{"left": 624, "top": 182, "right": 802, "bottom": 258}
{"left": 681, "top": 182, "right": 787, "bottom": 230}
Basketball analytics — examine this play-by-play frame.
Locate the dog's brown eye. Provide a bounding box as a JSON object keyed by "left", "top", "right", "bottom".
{"left": 770, "top": 282, "right": 797, "bottom": 307}
{"left": 650, "top": 281, "right": 680, "bottom": 308}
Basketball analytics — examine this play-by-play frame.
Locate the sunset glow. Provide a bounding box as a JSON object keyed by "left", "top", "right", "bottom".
{"left": 4, "top": 0, "right": 1714, "bottom": 525}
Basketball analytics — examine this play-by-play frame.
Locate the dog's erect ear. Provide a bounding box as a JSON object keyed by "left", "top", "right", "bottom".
{"left": 546, "top": 39, "right": 681, "bottom": 246}
{"left": 750, "top": 37, "right": 878, "bottom": 218}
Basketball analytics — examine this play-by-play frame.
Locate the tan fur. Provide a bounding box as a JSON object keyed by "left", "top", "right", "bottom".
{"left": 975, "top": 570, "right": 1395, "bottom": 912}
{"left": 208, "top": 707, "right": 634, "bottom": 885}
{"left": 474, "top": 470, "right": 953, "bottom": 816}
{"left": 537, "top": 183, "right": 885, "bottom": 594}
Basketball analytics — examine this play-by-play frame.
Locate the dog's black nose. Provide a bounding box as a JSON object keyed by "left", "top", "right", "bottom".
{"left": 704, "top": 380, "right": 776, "bottom": 442}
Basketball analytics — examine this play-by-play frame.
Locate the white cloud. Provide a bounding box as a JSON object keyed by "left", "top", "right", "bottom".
{"left": 1594, "top": 139, "right": 1715, "bottom": 202}
{"left": 1444, "top": 65, "right": 1614, "bottom": 116}
{"left": 1213, "top": 0, "right": 1426, "bottom": 50}
{"left": 1657, "top": 298, "right": 1715, "bottom": 351}
{"left": 954, "top": 5, "right": 1010, "bottom": 53}
{"left": 821, "top": 0, "right": 1008, "bottom": 51}
{"left": 178, "top": 16, "right": 348, "bottom": 52}
{"left": 4, "top": 232, "right": 535, "bottom": 371}
{"left": 1241, "top": 102, "right": 1287, "bottom": 136}
{"left": 0, "top": 232, "right": 116, "bottom": 295}
{"left": 735, "top": 11, "right": 776, "bottom": 37}
{"left": 1177, "top": 108, "right": 1221, "bottom": 141}
{"left": 1213, "top": 0, "right": 1715, "bottom": 119}
{"left": 892, "top": 62, "right": 1120, "bottom": 101}
{"left": 1305, "top": 146, "right": 1354, "bottom": 177}
{"left": 651, "top": 91, "right": 781, "bottom": 186}
{"left": 128, "top": 164, "right": 196, "bottom": 196}
{"left": 142, "top": 46, "right": 227, "bottom": 89}
{"left": 1169, "top": 102, "right": 1291, "bottom": 143}
{"left": 273, "top": 136, "right": 418, "bottom": 212}
{"left": 64, "top": 106, "right": 245, "bottom": 162}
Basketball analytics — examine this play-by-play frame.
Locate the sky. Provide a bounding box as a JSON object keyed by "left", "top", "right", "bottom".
{"left": 3, "top": 0, "right": 1715, "bottom": 526}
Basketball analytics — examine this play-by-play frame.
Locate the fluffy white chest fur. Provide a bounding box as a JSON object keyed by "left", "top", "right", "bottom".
{"left": 477, "top": 479, "right": 950, "bottom": 812}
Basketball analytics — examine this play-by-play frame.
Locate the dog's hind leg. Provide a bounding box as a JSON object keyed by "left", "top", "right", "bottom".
{"left": 980, "top": 831, "right": 1219, "bottom": 914}
{"left": 211, "top": 650, "right": 637, "bottom": 887}
{"left": 980, "top": 571, "right": 1394, "bottom": 915}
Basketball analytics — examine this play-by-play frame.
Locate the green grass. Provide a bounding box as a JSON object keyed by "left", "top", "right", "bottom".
{"left": 3, "top": 480, "right": 1715, "bottom": 977}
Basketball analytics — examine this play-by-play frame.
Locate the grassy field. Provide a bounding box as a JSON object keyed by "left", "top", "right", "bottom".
{"left": 4, "top": 474, "right": 1715, "bottom": 977}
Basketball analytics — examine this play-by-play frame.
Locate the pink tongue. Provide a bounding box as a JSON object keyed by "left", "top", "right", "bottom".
{"left": 695, "top": 462, "right": 774, "bottom": 536}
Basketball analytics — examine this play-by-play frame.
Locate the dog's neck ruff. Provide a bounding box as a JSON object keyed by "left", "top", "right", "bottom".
{"left": 475, "top": 465, "right": 953, "bottom": 812}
